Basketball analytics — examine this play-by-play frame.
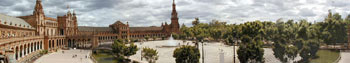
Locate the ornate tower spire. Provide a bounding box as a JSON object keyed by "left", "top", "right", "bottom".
{"left": 34, "top": 0, "right": 44, "bottom": 16}
{"left": 73, "top": 10, "right": 76, "bottom": 16}
{"left": 171, "top": 0, "right": 178, "bottom": 19}
{"left": 33, "top": 0, "right": 46, "bottom": 35}
{"left": 170, "top": 0, "right": 180, "bottom": 33}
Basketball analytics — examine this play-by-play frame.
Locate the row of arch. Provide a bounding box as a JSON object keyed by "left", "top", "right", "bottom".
{"left": 14, "top": 41, "right": 43, "bottom": 61}
{"left": 98, "top": 36, "right": 116, "bottom": 41}
{"left": 67, "top": 39, "right": 92, "bottom": 48}
{"left": 130, "top": 33, "right": 165, "bottom": 38}
{"left": 48, "top": 39, "right": 65, "bottom": 49}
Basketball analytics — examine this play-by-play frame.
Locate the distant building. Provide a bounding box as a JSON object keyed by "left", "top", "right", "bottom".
{"left": 0, "top": 0, "right": 179, "bottom": 63}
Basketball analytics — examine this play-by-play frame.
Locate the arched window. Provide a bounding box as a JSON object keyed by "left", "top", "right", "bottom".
{"left": 49, "top": 40, "right": 51, "bottom": 49}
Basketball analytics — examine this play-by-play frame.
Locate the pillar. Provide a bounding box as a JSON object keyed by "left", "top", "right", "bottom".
{"left": 21, "top": 46, "right": 24, "bottom": 58}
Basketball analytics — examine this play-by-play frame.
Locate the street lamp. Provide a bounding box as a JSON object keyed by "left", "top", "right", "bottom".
{"left": 140, "top": 40, "right": 143, "bottom": 61}
{"left": 201, "top": 40, "right": 204, "bottom": 63}
{"left": 233, "top": 31, "right": 238, "bottom": 63}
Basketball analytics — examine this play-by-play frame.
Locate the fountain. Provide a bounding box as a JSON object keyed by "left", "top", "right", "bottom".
{"left": 158, "top": 34, "right": 179, "bottom": 48}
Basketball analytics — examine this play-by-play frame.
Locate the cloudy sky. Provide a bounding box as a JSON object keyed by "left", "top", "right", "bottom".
{"left": 0, "top": 0, "right": 350, "bottom": 27}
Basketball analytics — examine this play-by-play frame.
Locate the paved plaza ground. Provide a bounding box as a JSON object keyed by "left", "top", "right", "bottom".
{"left": 32, "top": 40, "right": 349, "bottom": 63}
{"left": 33, "top": 49, "right": 93, "bottom": 63}
{"left": 129, "top": 40, "right": 300, "bottom": 63}
{"left": 339, "top": 52, "right": 350, "bottom": 63}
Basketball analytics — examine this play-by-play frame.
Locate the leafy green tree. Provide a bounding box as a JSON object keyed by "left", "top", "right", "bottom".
{"left": 180, "top": 24, "right": 189, "bottom": 39}
{"left": 191, "top": 23, "right": 210, "bottom": 47}
{"left": 261, "top": 21, "right": 276, "bottom": 42}
{"left": 224, "top": 24, "right": 241, "bottom": 45}
{"left": 145, "top": 36, "right": 150, "bottom": 41}
{"left": 172, "top": 33, "right": 180, "bottom": 39}
{"left": 124, "top": 43, "right": 138, "bottom": 58}
{"left": 237, "top": 21, "right": 265, "bottom": 63}
{"left": 192, "top": 18, "right": 200, "bottom": 26}
{"left": 298, "top": 40, "right": 320, "bottom": 63}
{"left": 225, "top": 36, "right": 234, "bottom": 46}
{"left": 152, "top": 36, "right": 156, "bottom": 40}
{"left": 142, "top": 47, "right": 159, "bottom": 63}
{"left": 112, "top": 39, "right": 127, "bottom": 56}
{"left": 272, "top": 20, "right": 299, "bottom": 63}
{"left": 237, "top": 35, "right": 265, "bottom": 63}
{"left": 181, "top": 27, "right": 194, "bottom": 39}
{"left": 173, "top": 45, "right": 200, "bottom": 63}
{"left": 208, "top": 19, "right": 227, "bottom": 41}
{"left": 209, "top": 28, "right": 223, "bottom": 41}
{"left": 321, "top": 10, "right": 347, "bottom": 47}
{"left": 240, "top": 21, "right": 265, "bottom": 40}
{"left": 270, "top": 19, "right": 323, "bottom": 63}
{"left": 112, "top": 39, "right": 139, "bottom": 59}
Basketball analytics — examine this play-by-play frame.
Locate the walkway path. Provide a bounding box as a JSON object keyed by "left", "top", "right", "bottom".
{"left": 339, "top": 52, "right": 350, "bottom": 63}
{"left": 34, "top": 49, "right": 93, "bottom": 63}
{"left": 128, "top": 40, "right": 294, "bottom": 63}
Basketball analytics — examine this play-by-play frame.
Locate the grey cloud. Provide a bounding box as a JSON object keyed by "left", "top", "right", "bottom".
{"left": 299, "top": 8, "right": 316, "bottom": 17}
{"left": 1, "top": 0, "right": 350, "bottom": 27}
{"left": 86, "top": 0, "right": 133, "bottom": 10}
{"left": 328, "top": 0, "right": 350, "bottom": 7}
{"left": 0, "top": 0, "right": 16, "bottom": 6}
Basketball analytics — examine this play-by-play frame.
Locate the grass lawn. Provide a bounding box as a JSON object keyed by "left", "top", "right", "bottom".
{"left": 310, "top": 50, "right": 340, "bottom": 63}
{"left": 92, "top": 49, "right": 118, "bottom": 63}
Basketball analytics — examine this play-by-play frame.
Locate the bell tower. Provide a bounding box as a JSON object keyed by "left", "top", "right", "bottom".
{"left": 170, "top": 0, "right": 180, "bottom": 33}
{"left": 33, "top": 0, "right": 46, "bottom": 35}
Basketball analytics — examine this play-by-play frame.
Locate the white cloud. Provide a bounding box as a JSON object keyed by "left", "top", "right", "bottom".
{"left": 0, "top": 0, "right": 350, "bottom": 27}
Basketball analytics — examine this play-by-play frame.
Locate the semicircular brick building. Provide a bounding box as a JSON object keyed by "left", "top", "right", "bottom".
{"left": 0, "top": 0, "right": 180, "bottom": 63}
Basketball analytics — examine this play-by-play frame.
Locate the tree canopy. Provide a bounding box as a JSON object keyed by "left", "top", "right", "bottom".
{"left": 173, "top": 45, "right": 200, "bottom": 63}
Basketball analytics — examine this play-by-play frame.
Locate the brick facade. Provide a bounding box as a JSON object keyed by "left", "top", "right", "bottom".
{"left": 0, "top": 0, "right": 180, "bottom": 63}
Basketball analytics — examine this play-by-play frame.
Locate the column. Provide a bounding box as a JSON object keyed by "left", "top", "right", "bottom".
{"left": 35, "top": 42, "right": 38, "bottom": 51}
{"left": 25, "top": 44, "right": 28, "bottom": 55}
{"left": 21, "top": 46, "right": 24, "bottom": 58}
{"left": 36, "top": 42, "right": 38, "bottom": 51}
{"left": 16, "top": 47, "right": 19, "bottom": 60}
{"left": 29, "top": 43, "right": 31, "bottom": 54}
{"left": 17, "top": 48, "right": 20, "bottom": 60}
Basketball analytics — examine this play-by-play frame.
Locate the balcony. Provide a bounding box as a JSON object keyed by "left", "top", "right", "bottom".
{"left": 0, "top": 36, "right": 44, "bottom": 45}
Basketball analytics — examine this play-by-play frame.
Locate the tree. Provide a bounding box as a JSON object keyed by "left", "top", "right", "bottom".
{"left": 173, "top": 45, "right": 200, "bottom": 63}
{"left": 321, "top": 10, "right": 347, "bottom": 47}
{"left": 181, "top": 26, "right": 194, "bottom": 39}
{"left": 298, "top": 40, "right": 320, "bottom": 63}
{"left": 237, "top": 35, "right": 265, "bottom": 63}
{"left": 124, "top": 43, "right": 138, "bottom": 58}
{"left": 208, "top": 19, "right": 227, "bottom": 41}
{"left": 172, "top": 33, "right": 180, "bottom": 39}
{"left": 270, "top": 19, "right": 323, "bottom": 63}
{"left": 142, "top": 47, "right": 159, "bottom": 63}
{"left": 180, "top": 23, "right": 189, "bottom": 39}
{"left": 191, "top": 23, "right": 209, "bottom": 47}
{"left": 209, "top": 28, "right": 223, "bottom": 41}
{"left": 237, "top": 21, "right": 265, "bottom": 63}
{"left": 152, "top": 37, "right": 156, "bottom": 40}
{"left": 192, "top": 18, "right": 200, "bottom": 26}
{"left": 112, "top": 39, "right": 127, "bottom": 56}
{"left": 272, "top": 20, "right": 300, "bottom": 63}
{"left": 240, "top": 21, "right": 265, "bottom": 40}
{"left": 225, "top": 36, "right": 234, "bottom": 46}
{"left": 111, "top": 39, "right": 139, "bottom": 59}
{"left": 145, "top": 36, "right": 150, "bottom": 41}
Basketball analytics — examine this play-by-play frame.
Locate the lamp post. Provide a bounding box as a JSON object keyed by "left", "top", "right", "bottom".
{"left": 201, "top": 40, "right": 204, "bottom": 63}
{"left": 140, "top": 40, "right": 143, "bottom": 61}
{"left": 233, "top": 38, "right": 235, "bottom": 63}
{"left": 233, "top": 31, "right": 238, "bottom": 63}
